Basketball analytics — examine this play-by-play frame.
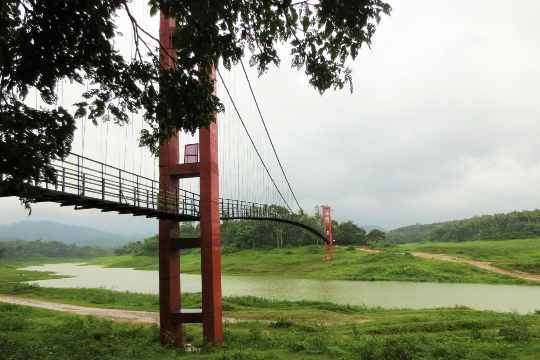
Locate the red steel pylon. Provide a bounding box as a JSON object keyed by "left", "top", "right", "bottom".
{"left": 321, "top": 205, "right": 334, "bottom": 261}
{"left": 158, "top": 11, "right": 223, "bottom": 347}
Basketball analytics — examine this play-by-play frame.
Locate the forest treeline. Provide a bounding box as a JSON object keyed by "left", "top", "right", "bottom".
{"left": 116, "top": 214, "right": 383, "bottom": 256}
{"left": 0, "top": 240, "right": 111, "bottom": 259}
{"left": 387, "top": 209, "right": 540, "bottom": 243}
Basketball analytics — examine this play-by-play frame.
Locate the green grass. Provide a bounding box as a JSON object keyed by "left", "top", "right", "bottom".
{"left": 400, "top": 238, "right": 540, "bottom": 274}
{"left": 2, "top": 258, "right": 540, "bottom": 358}
{"left": 2, "top": 301, "right": 540, "bottom": 359}
{"left": 90, "top": 246, "right": 536, "bottom": 285}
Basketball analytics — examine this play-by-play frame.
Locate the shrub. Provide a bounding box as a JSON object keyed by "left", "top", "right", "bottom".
{"left": 351, "top": 324, "right": 361, "bottom": 338}
{"left": 247, "top": 328, "right": 264, "bottom": 343}
{"left": 269, "top": 318, "right": 293, "bottom": 328}
{"left": 499, "top": 317, "right": 529, "bottom": 342}
{"left": 304, "top": 337, "right": 328, "bottom": 354}
{"left": 380, "top": 336, "right": 419, "bottom": 360}
{"left": 357, "top": 336, "right": 420, "bottom": 360}
{"left": 0, "top": 314, "right": 29, "bottom": 331}
{"left": 9, "top": 282, "right": 40, "bottom": 294}
{"left": 470, "top": 326, "right": 483, "bottom": 340}
{"left": 211, "top": 350, "right": 265, "bottom": 360}
{"left": 289, "top": 341, "right": 306, "bottom": 352}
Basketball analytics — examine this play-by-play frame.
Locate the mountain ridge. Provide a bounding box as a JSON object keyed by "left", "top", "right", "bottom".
{"left": 387, "top": 209, "right": 540, "bottom": 244}
{"left": 0, "top": 220, "right": 143, "bottom": 248}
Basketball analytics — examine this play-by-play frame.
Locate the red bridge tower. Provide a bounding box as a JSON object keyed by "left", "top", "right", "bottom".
{"left": 321, "top": 205, "right": 334, "bottom": 260}
{"left": 158, "top": 12, "right": 223, "bottom": 347}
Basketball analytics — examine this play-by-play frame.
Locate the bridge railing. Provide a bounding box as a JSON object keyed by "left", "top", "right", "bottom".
{"left": 218, "top": 198, "right": 291, "bottom": 219}
{"left": 31, "top": 153, "right": 199, "bottom": 217}
{"left": 2, "top": 153, "right": 295, "bottom": 221}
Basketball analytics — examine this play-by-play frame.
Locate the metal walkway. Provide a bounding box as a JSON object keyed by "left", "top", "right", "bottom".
{"left": 0, "top": 153, "right": 327, "bottom": 241}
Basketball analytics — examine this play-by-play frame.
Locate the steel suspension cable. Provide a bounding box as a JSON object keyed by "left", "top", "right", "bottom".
{"left": 217, "top": 68, "right": 292, "bottom": 212}
{"left": 239, "top": 59, "right": 303, "bottom": 212}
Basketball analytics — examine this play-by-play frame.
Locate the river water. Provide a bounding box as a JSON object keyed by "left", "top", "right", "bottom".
{"left": 21, "top": 263, "right": 540, "bottom": 314}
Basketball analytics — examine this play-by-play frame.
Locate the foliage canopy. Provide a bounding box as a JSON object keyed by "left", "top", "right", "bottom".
{"left": 0, "top": 0, "right": 391, "bottom": 202}
{"left": 387, "top": 209, "right": 540, "bottom": 244}
{"left": 0, "top": 239, "right": 110, "bottom": 259}
{"left": 116, "top": 213, "right": 368, "bottom": 255}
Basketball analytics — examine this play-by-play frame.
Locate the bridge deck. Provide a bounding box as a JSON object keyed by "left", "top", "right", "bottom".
{"left": 0, "top": 153, "right": 326, "bottom": 241}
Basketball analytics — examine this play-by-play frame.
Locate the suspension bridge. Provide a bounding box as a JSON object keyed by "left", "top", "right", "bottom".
{"left": 0, "top": 152, "right": 328, "bottom": 240}
{"left": 0, "top": 9, "right": 334, "bottom": 348}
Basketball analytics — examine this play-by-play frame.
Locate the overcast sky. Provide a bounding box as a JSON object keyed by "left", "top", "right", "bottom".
{"left": 1, "top": 0, "right": 540, "bottom": 234}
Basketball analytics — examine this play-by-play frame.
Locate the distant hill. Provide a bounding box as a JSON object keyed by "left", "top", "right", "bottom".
{"left": 387, "top": 209, "right": 540, "bottom": 244}
{"left": 0, "top": 221, "right": 141, "bottom": 248}
{"left": 0, "top": 240, "right": 111, "bottom": 259}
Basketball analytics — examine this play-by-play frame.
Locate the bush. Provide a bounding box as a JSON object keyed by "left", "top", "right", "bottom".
{"left": 0, "top": 240, "right": 110, "bottom": 258}
{"left": 380, "top": 337, "right": 419, "bottom": 360}
{"left": 288, "top": 340, "right": 306, "bottom": 352}
{"left": 0, "top": 314, "right": 29, "bottom": 331}
{"left": 304, "top": 337, "right": 328, "bottom": 354}
{"left": 470, "top": 326, "right": 483, "bottom": 340}
{"left": 499, "top": 317, "right": 529, "bottom": 342}
{"left": 351, "top": 324, "right": 361, "bottom": 338}
{"left": 9, "top": 282, "right": 40, "bottom": 294}
{"left": 357, "top": 336, "right": 420, "bottom": 360}
{"left": 269, "top": 318, "right": 293, "bottom": 328}
{"left": 210, "top": 350, "right": 265, "bottom": 360}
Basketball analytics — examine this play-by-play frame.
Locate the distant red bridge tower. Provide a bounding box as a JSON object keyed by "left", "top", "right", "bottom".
{"left": 321, "top": 205, "right": 334, "bottom": 260}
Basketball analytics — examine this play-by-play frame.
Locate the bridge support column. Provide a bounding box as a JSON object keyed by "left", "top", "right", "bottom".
{"left": 159, "top": 10, "right": 223, "bottom": 347}
{"left": 199, "top": 72, "right": 223, "bottom": 343}
{"left": 158, "top": 132, "right": 183, "bottom": 346}
{"left": 321, "top": 205, "right": 334, "bottom": 261}
{"left": 158, "top": 11, "right": 183, "bottom": 347}
{"left": 158, "top": 219, "right": 182, "bottom": 346}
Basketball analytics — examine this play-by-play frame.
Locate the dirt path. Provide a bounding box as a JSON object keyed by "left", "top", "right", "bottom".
{"left": 357, "top": 246, "right": 540, "bottom": 283}
{"left": 0, "top": 295, "right": 242, "bottom": 325}
{"left": 410, "top": 251, "right": 540, "bottom": 281}
{"left": 410, "top": 252, "right": 540, "bottom": 282}
{"left": 0, "top": 295, "right": 160, "bottom": 324}
{"left": 0, "top": 295, "right": 370, "bottom": 325}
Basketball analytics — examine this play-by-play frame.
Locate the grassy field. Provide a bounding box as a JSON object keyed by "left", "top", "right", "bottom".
{"left": 2, "top": 258, "right": 540, "bottom": 358}
{"left": 400, "top": 238, "right": 540, "bottom": 274}
{"left": 2, "top": 298, "right": 540, "bottom": 359}
{"left": 89, "top": 246, "right": 536, "bottom": 285}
